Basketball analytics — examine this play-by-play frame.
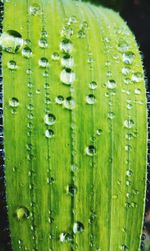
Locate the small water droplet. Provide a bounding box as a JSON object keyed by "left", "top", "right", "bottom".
{"left": 60, "top": 39, "right": 73, "bottom": 53}
{"left": 0, "top": 30, "right": 23, "bottom": 53}
{"left": 96, "top": 129, "right": 102, "bottom": 136}
{"left": 124, "top": 119, "right": 134, "bottom": 129}
{"left": 55, "top": 95, "right": 64, "bottom": 104}
{"left": 108, "top": 112, "right": 115, "bottom": 119}
{"left": 118, "top": 41, "right": 129, "bottom": 52}
{"left": 126, "top": 169, "right": 133, "bottom": 177}
{"left": 44, "top": 114, "right": 56, "bottom": 125}
{"left": 132, "top": 72, "right": 143, "bottom": 82}
{"left": 86, "top": 145, "right": 96, "bottom": 156}
{"left": 78, "top": 29, "right": 86, "bottom": 39}
{"left": 124, "top": 78, "right": 131, "bottom": 85}
{"left": 89, "top": 81, "right": 97, "bottom": 90}
{"left": 68, "top": 16, "right": 77, "bottom": 24}
{"left": 9, "top": 97, "right": 19, "bottom": 107}
{"left": 39, "top": 57, "right": 49, "bottom": 68}
{"left": 59, "top": 232, "right": 72, "bottom": 242}
{"left": 73, "top": 222, "right": 84, "bottom": 234}
{"left": 86, "top": 94, "right": 96, "bottom": 105}
{"left": 135, "top": 88, "right": 141, "bottom": 95}
{"left": 60, "top": 68, "right": 75, "bottom": 85}
{"left": 22, "top": 46, "right": 32, "bottom": 58}
{"left": 45, "top": 129, "right": 54, "bottom": 138}
{"left": 29, "top": 3, "right": 41, "bottom": 16}
{"left": 67, "top": 184, "right": 77, "bottom": 196}
{"left": 61, "top": 54, "right": 74, "bottom": 68}
{"left": 123, "top": 52, "right": 135, "bottom": 65}
{"left": 52, "top": 52, "right": 60, "bottom": 61}
{"left": 64, "top": 97, "right": 76, "bottom": 110}
{"left": 16, "top": 207, "right": 30, "bottom": 220}
{"left": 61, "top": 26, "right": 73, "bottom": 39}
{"left": 121, "top": 244, "right": 128, "bottom": 251}
{"left": 7, "top": 60, "right": 17, "bottom": 70}
{"left": 38, "top": 38, "right": 48, "bottom": 48}
{"left": 47, "top": 177, "right": 55, "bottom": 185}
{"left": 106, "top": 80, "right": 117, "bottom": 89}
{"left": 122, "top": 67, "right": 131, "bottom": 75}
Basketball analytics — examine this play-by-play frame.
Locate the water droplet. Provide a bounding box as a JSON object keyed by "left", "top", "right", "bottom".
{"left": 68, "top": 16, "right": 77, "bottom": 24}
{"left": 122, "top": 67, "right": 131, "bottom": 75}
{"left": 89, "top": 81, "right": 97, "bottom": 90}
{"left": 61, "top": 54, "right": 74, "bottom": 68}
{"left": 67, "top": 184, "right": 77, "bottom": 196}
{"left": 55, "top": 95, "right": 64, "bottom": 104}
{"left": 16, "top": 207, "right": 30, "bottom": 220}
{"left": 135, "top": 88, "right": 141, "bottom": 95}
{"left": 125, "top": 144, "right": 132, "bottom": 151}
{"left": 86, "top": 94, "right": 96, "bottom": 105}
{"left": 121, "top": 244, "right": 128, "bottom": 251}
{"left": 52, "top": 52, "right": 60, "bottom": 61}
{"left": 126, "top": 169, "right": 133, "bottom": 177}
{"left": 59, "top": 232, "right": 72, "bottom": 242}
{"left": 47, "top": 177, "right": 55, "bottom": 185}
{"left": 124, "top": 119, "right": 134, "bottom": 129}
{"left": 106, "top": 80, "right": 117, "bottom": 89}
{"left": 38, "top": 38, "right": 48, "bottom": 48}
{"left": 45, "top": 129, "right": 54, "bottom": 139}
{"left": 22, "top": 46, "right": 32, "bottom": 58}
{"left": 73, "top": 222, "right": 84, "bottom": 234}
{"left": 96, "top": 129, "right": 102, "bottom": 136}
{"left": 29, "top": 3, "right": 41, "bottom": 16}
{"left": 61, "top": 26, "right": 73, "bottom": 39}
{"left": 44, "top": 114, "right": 56, "bottom": 126}
{"left": 108, "top": 112, "right": 115, "bottom": 119}
{"left": 64, "top": 97, "right": 76, "bottom": 110}
{"left": 78, "top": 29, "right": 86, "bottom": 39}
{"left": 39, "top": 57, "right": 49, "bottom": 68}
{"left": 86, "top": 145, "right": 96, "bottom": 156}
{"left": 118, "top": 41, "right": 129, "bottom": 52}
{"left": 123, "top": 52, "right": 135, "bottom": 65}
{"left": 132, "top": 72, "right": 143, "bottom": 82}
{"left": 0, "top": 30, "right": 23, "bottom": 53}
{"left": 124, "top": 78, "right": 131, "bottom": 85}
{"left": 60, "top": 39, "right": 73, "bottom": 53}
{"left": 9, "top": 97, "right": 19, "bottom": 107}
{"left": 127, "top": 103, "right": 133, "bottom": 110}
{"left": 7, "top": 60, "right": 17, "bottom": 70}
{"left": 60, "top": 68, "right": 75, "bottom": 85}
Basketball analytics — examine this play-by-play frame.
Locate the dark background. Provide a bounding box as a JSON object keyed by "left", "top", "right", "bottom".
{"left": 0, "top": 0, "right": 150, "bottom": 250}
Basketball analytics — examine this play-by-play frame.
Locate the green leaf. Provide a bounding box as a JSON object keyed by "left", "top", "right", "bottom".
{"left": 1, "top": 0, "right": 147, "bottom": 250}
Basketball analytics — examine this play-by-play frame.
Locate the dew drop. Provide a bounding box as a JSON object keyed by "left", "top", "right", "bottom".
{"left": 59, "top": 232, "right": 72, "bottom": 242}
{"left": 61, "top": 54, "right": 74, "bottom": 68}
{"left": 0, "top": 30, "right": 23, "bottom": 53}
{"left": 108, "top": 112, "right": 115, "bottom": 119}
{"left": 67, "top": 184, "right": 77, "bottom": 196}
{"left": 124, "top": 78, "right": 131, "bottom": 85}
{"left": 47, "top": 177, "right": 55, "bottom": 185}
{"left": 44, "top": 114, "right": 56, "bottom": 126}
{"left": 86, "top": 145, "right": 96, "bottom": 156}
{"left": 126, "top": 169, "right": 133, "bottom": 177}
{"left": 16, "top": 207, "right": 30, "bottom": 220}
{"left": 96, "top": 129, "right": 102, "bottom": 136}
{"left": 45, "top": 129, "right": 54, "bottom": 138}
{"left": 68, "top": 16, "right": 77, "bottom": 24}
{"left": 121, "top": 244, "right": 128, "bottom": 251}
{"left": 122, "top": 67, "right": 131, "bottom": 75}
{"left": 132, "top": 72, "right": 143, "bottom": 82}
{"left": 55, "top": 95, "right": 64, "bottom": 104}
{"left": 73, "top": 222, "right": 84, "bottom": 234}
{"left": 60, "top": 39, "right": 73, "bottom": 53}
{"left": 52, "top": 52, "right": 60, "bottom": 61}
{"left": 22, "top": 46, "right": 32, "bottom": 58}
{"left": 38, "top": 38, "right": 48, "bottom": 48}
{"left": 61, "top": 26, "right": 73, "bottom": 39}
{"left": 106, "top": 80, "right": 117, "bottom": 89}
{"left": 134, "top": 88, "right": 141, "bottom": 95}
{"left": 89, "top": 81, "right": 97, "bottom": 90}
{"left": 9, "top": 97, "right": 19, "bottom": 107}
{"left": 123, "top": 52, "right": 135, "bottom": 65}
{"left": 60, "top": 68, "right": 75, "bottom": 85}
{"left": 124, "top": 119, "right": 134, "bottom": 129}
{"left": 64, "top": 97, "right": 76, "bottom": 110}
{"left": 39, "top": 57, "right": 49, "bottom": 68}
{"left": 7, "top": 60, "right": 17, "bottom": 70}
{"left": 29, "top": 3, "right": 41, "bottom": 16}
{"left": 86, "top": 94, "right": 96, "bottom": 105}
{"left": 118, "top": 41, "right": 129, "bottom": 52}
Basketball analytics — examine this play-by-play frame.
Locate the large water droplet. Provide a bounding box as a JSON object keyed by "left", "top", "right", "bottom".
{"left": 61, "top": 54, "right": 74, "bottom": 68}
{"left": 45, "top": 129, "right": 54, "bottom": 138}
{"left": 7, "top": 60, "right": 17, "bottom": 70}
{"left": 123, "top": 52, "right": 135, "bottom": 65}
{"left": 60, "top": 39, "right": 73, "bottom": 53}
{"left": 44, "top": 114, "right": 56, "bottom": 125}
{"left": 29, "top": 3, "right": 41, "bottom": 16}
{"left": 86, "top": 94, "right": 96, "bottom": 105}
{"left": 64, "top": 97, "right": 76, "bottom": 110}
{"left": 86, "top": 145, "right": 96, "bottom": 156}
{"left": 106, "top": 80, "right": 117, "bottom": 89}
{"left": 124, "top": 119, "right": 134, "bottom": 129}
{"left": 39, "top": 57, "right": 49, "bottom": 68}
{"left": 60, "top": 68, "right": 75, "bottom": 85}
{"left": 9, "top": 97, "right": 19, "bottom": 107}
{"left": 73, "top": 222, "right": 84, "bottom": 234}
{"left": 22, "top": 46, "right": 32, "bottom": 58}
{"left": 0, "top": 30, "right": 23, "bottom": 53}
{"left": 16, "top": 207, "right": 30, "bottom": 220}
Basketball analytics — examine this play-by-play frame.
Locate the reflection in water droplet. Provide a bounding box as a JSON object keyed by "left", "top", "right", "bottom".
{"left": 16, "top": 207, "right": 30, "bottom": 220}
{"left": 45, "top": 129, "right": 54, "bottom": 138}
{"left": 44, "top": 114, "right": 56, "bottom": 125}
{"left": 123, "top": 52, "right": 135, "bottom": 65}
{"left": 39, "top": 57, "right": 49, "bottom": 68}
{"left": 64, "top": 97, "right": 76, "bottom": 110}
{"left": 60, "top": 68, "right": 75, "bottom": 85}
{"left": 73, "top": 222, "right": 84, "bottom": 234}
{"left": 7, "top": 60, "right": 17, "bottom": 70}
{"left": 22, "top": 46, "right": 32, "bottom": 58}
{"left": 52, "top": 52, "right": 60, "bottom": 61}
{"left": 86, "top": 145, "right": 96, "bottom": 156}
{"left": 132, "top": 72, "right": 143, "bottom": 82}
{"left": 61, "top": 54, "right": 74, "bottom": 68}
{"left": 0, "top": 30, "right": 23, "bottom": 53}
{"left": 86, "top": 94, "right": 96, "bottom": 105}
{"left": 29, "top": 3, "right": 41, "bottom": 16}
{"left": 124, "top": 119, "right": 134, "bottom": 129}
{"left": 60, "top": 39, "right": 73, "bottom": 53}
{"left": 106, "top": 80, "right": 117, "bottom": 89}
{"left": 89, "top": 81, "right": 97, "bottom": 90}
{"left": 38, "top": 38, "right": 48, "bottom": 48}
{"left": 9, "top": 97, "right": 19, "bottom": 107}
{"left": 55, "top": 95, "right": 64, "bottom": 104}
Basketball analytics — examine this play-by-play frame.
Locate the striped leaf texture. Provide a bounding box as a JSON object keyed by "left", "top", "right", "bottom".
{"left": 0, "top": 0, "right": 147, "bottom": 250}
